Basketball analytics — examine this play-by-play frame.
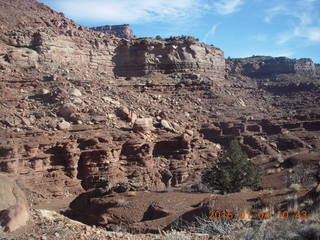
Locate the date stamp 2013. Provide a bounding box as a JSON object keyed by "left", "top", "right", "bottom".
{"left": 208, "top": 209, "right": 308, "bottom": 220}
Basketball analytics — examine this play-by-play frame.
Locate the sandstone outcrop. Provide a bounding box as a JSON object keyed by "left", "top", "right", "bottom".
{"left": 91, "top": 24, "right": 134, "bottom": 39}
{"left": 113, "top": 36, "right": 225, "bottom": 79}
{"left": 0, "top": 126, "right": 220, "bottom": 199}
{"left": 132, "top": 118, "right": 154, "bottom": 134}
{"left": 0, "top": 1, "right": 225, "bottom": 83}
{"left": 227, "top": 56, "right": 317, "bottom": 78}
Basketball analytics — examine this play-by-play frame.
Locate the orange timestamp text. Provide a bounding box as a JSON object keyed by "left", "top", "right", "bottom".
{"left": 208, "top": 209, "right": 308, "bottom": 220}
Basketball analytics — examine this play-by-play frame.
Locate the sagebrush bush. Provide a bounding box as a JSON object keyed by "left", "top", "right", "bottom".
{"left": 236, "top": 219, "right": 320, "bottom": 240}
{"left": 181, "top": 182, "right": 211, "bottom": 193}
{"left": 163, "top": 230, "right": 191, "bottom": 240}
{"left": 295, "top": 224, "right": 320, "bottom": 240}
{"left": 202, "top": 140, "right": 261, "bottom": 193}
{"left": 115, "top": 198, "right": 129, "bottom": 207}
{"left": 188, "top": 216, "right": 240, "bottom": 235}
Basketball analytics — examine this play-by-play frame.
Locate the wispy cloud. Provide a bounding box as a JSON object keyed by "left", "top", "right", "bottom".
{"left": 264, "top": 0, "right": 320, "bottom": 44}
{"left": 213, "top": 0, "right": 243, "bottom": 15}
{"left": 264, "top": 5, "right": 287, "bottom": 23}
{"left": 203, "top": 23, "right": 219, "bottom": 42}
{"left": 41, "top": 0, "right": 207, "bottom": 24}
{"left": 250, "top": 34, "right": 268, "bottom": 41}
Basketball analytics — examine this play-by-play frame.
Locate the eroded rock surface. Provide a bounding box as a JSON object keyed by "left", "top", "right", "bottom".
{"left": 0, "top": 174, "right": 29, "bottom": 232}
{"left": 91, "top": 24, "right": 134, "bottom": 39}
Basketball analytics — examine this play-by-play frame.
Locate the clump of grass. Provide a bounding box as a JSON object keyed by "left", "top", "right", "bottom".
{"left": 0, "top": 226, "right": 10, "bottom": 240}
{"left": 180, "top": 182, "right": 212, "bottom": 193}
{"left": 162, "top": 230, "right": 191, "bottom": 240}
{"left": 115, "top": 198, "right": 129, "bottom": 208}
{"left": 188, "top": 216, "right": 240, "bottom": 235}
{"left": 295, "top": 224, "right": 320, "bottom": 240}
{"left": 235, "top": 218, "right": 320, "bottom": 240}
{"left": 111, "top": 224, "right": 128, "bottom": 233}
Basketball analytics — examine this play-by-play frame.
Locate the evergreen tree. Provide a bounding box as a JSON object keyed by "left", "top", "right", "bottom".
{"left": 202, "top": 140, "right": 261, "bottom": 193}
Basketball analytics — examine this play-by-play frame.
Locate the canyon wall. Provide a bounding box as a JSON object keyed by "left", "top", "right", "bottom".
{"left": 0, "top": 0, "right": 225, "bottom": 83}
{"left": 227, "top": 56, "right": 316, "bottom": 78}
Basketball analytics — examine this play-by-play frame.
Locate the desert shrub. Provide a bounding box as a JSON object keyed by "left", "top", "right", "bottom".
{"left": 180, "top": 182, "right": 211, "bottom": 193}
{"left": 0, "top": 226, "right": 9, "bottom": 240}
{"left": 285, "top": 164, "right": 318, "bottom": 188}
{"left": 111, "top": 224, "right": 128, "bottom": 233}
{"left": 236, "top": 218, "right": 320, "bottom": 240}
{"left": 188, "top": 216, "right": 240, "bottom": 235}
{"left": 202, "top": 140, "right": 261, "bottom": 193}
{"left": 294, "top": 224, "right": 320, "bottom": 240}
{"left": 163, "top": 230, "right": 191, "bottom": 240}
{"left": 115, "top": 198, "right": 129, "bottom": 207}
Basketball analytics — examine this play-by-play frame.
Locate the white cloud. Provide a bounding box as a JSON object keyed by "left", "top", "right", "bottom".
{"left": 276, "top": 31, "right": 294, "bottom": 45}
{"left": 203, "top": 23, "right": 219, "bottom": 42}
{"left": 213, "top": 0, "right": 243, "bottom": 15}
{"left": 250, "top": 34, "right": 267, "bottom": 41}
{"left": 44, "top": 0, "right": 205, "bottom": 24}
{"left": 264, "top": 0, "right": 320, "bottom": 44}
{"left": 264, "top": 5, "right": 287, "bottom": 23}
{"left": 306, "top": 28, "right": 320, "bottom": 42}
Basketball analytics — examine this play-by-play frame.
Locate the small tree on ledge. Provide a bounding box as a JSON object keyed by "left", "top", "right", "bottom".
{"left": 202, "top": 140, "right": 261, "bottom": 194}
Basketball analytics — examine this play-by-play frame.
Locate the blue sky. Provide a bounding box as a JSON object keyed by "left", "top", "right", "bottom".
{"left": 39, "top": 0, "right": 320, "bottom": 63}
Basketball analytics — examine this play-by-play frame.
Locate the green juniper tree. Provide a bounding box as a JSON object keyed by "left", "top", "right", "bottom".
{"left": 202, "top": 140, "right": 261, "bottom": 193}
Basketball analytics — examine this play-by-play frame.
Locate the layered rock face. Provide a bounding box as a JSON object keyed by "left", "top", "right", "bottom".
{"left": 227, "top": 56, "right": 316, "bottom": 78}
{"left": 91, "top": 24, "right": 134, "bottom": 39}
{"left": 0, "top": 1, "right": 118, "bottom": 81}
{"left": 0, "top": 0, "right": 225, "bottom": 82}
{"left": 0, "top": 174, "right": 29, "bottom": 232}
{"left": 0, "top": 127, "right": 220, "bottom": 196}
{"left": 113, "top": 37, "right": 225, "bottom": 79}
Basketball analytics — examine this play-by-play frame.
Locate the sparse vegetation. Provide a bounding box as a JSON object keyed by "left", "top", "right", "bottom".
{"left": 295, "top": 224, "right": 320, "bottom": 240}
{"left": 0, "top": 226, "right": 9, "bottom": 240}
{"left": 115, "top": 198, "right": 129, "bottom": 208}
{"left": 285, "top": 164, "right": 318, "bottom": 188}
{"left": 180, "top": 182, "right": 211, "bottom": 193}
{"left": 188, "top": 216, "right": 240, "bottom": 235}
{"left": 162, "top": 230, "right": 191, "bottom": 240}
{"left": 236, "top": 219, "right": 320, "bottom": 240}
{"left": 202, "top": 140, "right": 262, "bottom": 193}
{"left": 111, "top": 224, "right": 129, "bottom": 233}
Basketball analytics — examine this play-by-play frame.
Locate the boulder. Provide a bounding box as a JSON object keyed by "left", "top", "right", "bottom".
{"left": 40, "top": 88, "right": 50, "bottom": 95}
{"left": 58, "top": 103, "right": 77, "bottom": 119}
{"left": 116, "top": 107, "right": 137, "bottom": 123}
{"left": 133, "top": 118, "right": 154, "bottom": 134}
{"left": 160, "top": 120, "right": 172, "bottom": 130}
{"left": 0, "top": 174, "right": 29, "bottom": 232}
{"left": 58, "top": 120, "right": 71, "bottom": 130}
{"left": 69, "top": 88, "right": 82, "bottom": 97}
